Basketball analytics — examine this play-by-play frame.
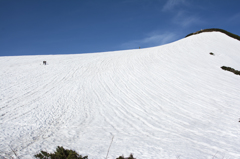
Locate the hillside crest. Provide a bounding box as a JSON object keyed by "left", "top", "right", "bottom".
{"left": 185, "top": 28, "right": 240, "bottom": 41}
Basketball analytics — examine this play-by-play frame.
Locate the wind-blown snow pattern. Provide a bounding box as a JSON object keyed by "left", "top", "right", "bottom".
{"left": 0, "top": 32, "right": 240, "bottom": 159}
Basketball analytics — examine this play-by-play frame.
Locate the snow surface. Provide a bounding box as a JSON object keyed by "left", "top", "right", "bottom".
{"left": 0, "top": 32, "right": 240, "bottom": 159}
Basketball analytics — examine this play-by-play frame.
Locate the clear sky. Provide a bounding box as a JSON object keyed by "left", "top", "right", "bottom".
{"left": 1, "top": 0, "right": 240, "bottom": 56}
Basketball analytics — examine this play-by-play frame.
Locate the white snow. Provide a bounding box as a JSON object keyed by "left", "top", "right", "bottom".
{"left": 0, "top": 32, "right": 240, "bottom": 159}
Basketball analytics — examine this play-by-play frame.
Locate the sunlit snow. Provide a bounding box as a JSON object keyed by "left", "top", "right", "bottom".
{"left": 0, "top": 32, "right": 240, "bottom": 159}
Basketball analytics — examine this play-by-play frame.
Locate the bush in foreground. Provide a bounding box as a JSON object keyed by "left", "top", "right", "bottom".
{"left": 116, "top": 153, "right": 136, "bottom": 159}
{"left": 34, "top": 146, "right": 88, "bottom": 159}
{"left": 35, "top": 146, "right": 137, "bottom": 159}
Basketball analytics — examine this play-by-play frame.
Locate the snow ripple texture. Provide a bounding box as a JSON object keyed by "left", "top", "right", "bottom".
{"left": 0, "top": 32, "right": 240, "bottom": 159}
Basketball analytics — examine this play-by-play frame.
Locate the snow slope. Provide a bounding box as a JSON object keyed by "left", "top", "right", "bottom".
{"left": 0, "top": 32, "right": 240, "bottom": 159}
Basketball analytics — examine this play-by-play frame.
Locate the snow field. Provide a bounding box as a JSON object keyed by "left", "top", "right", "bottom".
{"left": 0, "top": 32, "right": 240, "bottom": 158}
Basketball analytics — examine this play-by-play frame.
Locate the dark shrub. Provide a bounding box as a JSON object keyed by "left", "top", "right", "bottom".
{"left": 234, "top": 70, "right": 240, "bottom": 75}
{"left": 209, "top": 52, "right": 214, "bottom": 55}
{"left": 116, "top": 153, "right": 136, "bottom": 159}
{"left": 34, "top": 146, "right": 88, "bottom": 159}
{"left": 116, "top": 155, "right": 125, "bottom": 159}
{"left": 221, "top": 66, "right": 240, "bottom": 76}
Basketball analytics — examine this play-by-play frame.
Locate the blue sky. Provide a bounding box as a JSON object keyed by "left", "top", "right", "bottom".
{"left": 1, "top": 0, "right": 240, "bottom": 56}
